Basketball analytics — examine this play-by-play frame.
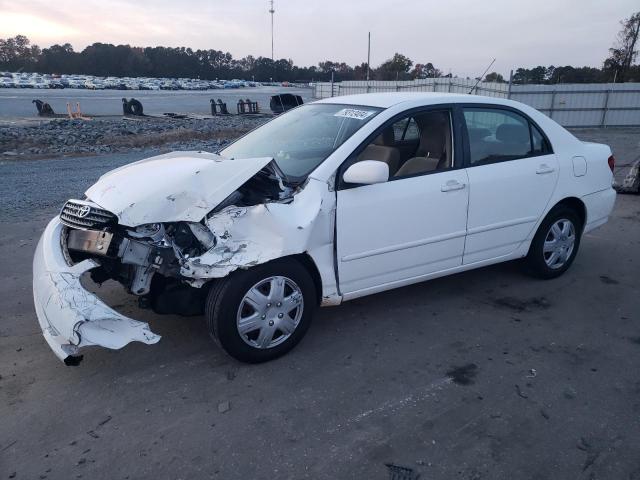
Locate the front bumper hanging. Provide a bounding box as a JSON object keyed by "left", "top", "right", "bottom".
{"left": 32, "top": 217, "right": 161, "bottom": 365}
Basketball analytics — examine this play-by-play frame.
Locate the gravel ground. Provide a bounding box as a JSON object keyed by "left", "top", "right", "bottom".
{"left": 0, "top": 115, "right": 269, "bottom": 158}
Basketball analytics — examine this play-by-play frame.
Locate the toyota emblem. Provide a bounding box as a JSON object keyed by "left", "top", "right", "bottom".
{"left": 77, "top": 205, "right": 91, "bottom": 218}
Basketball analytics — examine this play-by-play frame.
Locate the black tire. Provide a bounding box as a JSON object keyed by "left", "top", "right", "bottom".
{"left": 128, "top": 99, "right": 143, "bottom": 116}
{"left": 524, "top": 205, "right": 583, "bottom": 279}
{"left": 205, "top": 258, "right": 316, "bottom": 363}
{"left": 121, "top": 98, "right": 132, "bottom": 115}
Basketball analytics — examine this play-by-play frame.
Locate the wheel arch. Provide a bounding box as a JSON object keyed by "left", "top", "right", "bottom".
{"left": 523, "top": 196, "right": 587, "bottom": 258}
{"left": 289, "top": 253, "right": 323, "bottom": 306}
{"left": 549, "top": 197, "right": 587, "bottom": 232}
{"left": 203, "top": 253, "right": 324, "bottom": 306}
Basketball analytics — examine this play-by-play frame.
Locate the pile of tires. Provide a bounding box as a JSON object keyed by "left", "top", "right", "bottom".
{"left": 122, "top": 98, "right": 144, "bottom": 116}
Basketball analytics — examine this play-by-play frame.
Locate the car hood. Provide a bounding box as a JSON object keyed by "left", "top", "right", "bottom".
{"left": 85, "top": 151, "right": 274, "bottom": 226}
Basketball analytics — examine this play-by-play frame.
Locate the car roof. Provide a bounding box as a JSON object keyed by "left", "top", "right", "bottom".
{"left": 313, "top": 92, "right": 516, "bottom": 109}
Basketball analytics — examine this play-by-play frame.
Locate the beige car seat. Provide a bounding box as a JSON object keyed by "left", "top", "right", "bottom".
{"left": 395, "top": 112, "right": 451, "bottom": 177}
{"left": 357, "top": 128, "right": 401, "bottom": 175}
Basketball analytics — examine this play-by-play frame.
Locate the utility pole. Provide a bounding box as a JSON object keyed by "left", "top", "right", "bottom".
{"left": 366, "top": 32, "right": 371, "bottom": 81}
{"left": 269, "top": 0, "right": 275, "bottom": 61}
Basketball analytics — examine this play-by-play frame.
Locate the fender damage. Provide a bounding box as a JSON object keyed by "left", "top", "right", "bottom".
{"left": 181, "top": 178, "right": 336, "bottom": 286}
{"left": 32, "top": 151, "right": 338, "bottom": 364}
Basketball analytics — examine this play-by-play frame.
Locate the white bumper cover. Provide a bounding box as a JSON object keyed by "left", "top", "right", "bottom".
{"left": 33, "top": 217, "right": 161, "bottom": 365}
{"left": 582, "top": 187, "right": 617, "bottom": 233}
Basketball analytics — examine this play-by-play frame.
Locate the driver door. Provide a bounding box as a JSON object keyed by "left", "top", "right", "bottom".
{"left": 336, "top": 108, "right": 470, "bottom": 298}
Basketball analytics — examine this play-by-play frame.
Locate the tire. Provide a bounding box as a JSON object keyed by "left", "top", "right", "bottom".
{"left": 121, "top": 98, "right": 132, "bottom": 115}
{"left": 205, "top": 258, "right": 316, "bottom": 363}
{"left": 128, "top": 99, "right": 143, "bottom": 116}
{"left": 524, "top": 205, "right": 583, "bottom": 279}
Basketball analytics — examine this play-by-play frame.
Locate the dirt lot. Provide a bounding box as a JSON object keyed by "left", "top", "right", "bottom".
{"left": 0, "top": 129, "right": 639, "bottom": 480}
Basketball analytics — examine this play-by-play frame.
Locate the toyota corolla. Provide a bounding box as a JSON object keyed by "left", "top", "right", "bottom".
{"left": 32, "top": 92, "right": 617, "bottom": 365}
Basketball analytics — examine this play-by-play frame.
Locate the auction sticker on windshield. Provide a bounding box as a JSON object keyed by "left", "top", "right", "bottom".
{"left": 334, "top": 108, "right": 376, "bottom": 120}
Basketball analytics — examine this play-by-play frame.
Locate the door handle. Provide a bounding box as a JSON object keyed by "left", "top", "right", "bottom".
{"left": 536, "top": 164, "right": 555, "bottom": 175}
{"left": 441, "top": 180, "right": 466, "bottom": 192}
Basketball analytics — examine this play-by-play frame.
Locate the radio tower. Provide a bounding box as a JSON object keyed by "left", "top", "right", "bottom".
{"left": 269, "top": 0, "right": 275, "bottom": 61}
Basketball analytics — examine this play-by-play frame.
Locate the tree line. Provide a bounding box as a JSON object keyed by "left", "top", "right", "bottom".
{"left": 0, "top": 11, "right": 638, "bottom": 83}
{"left": 0, "top": 37, "right": 444, "bottom": 82}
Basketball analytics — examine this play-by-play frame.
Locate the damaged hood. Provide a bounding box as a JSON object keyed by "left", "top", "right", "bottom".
{"left": 85, "top": 151, "right": 273, "bottom": 226}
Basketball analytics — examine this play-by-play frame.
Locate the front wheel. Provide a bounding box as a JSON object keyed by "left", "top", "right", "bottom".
{"left": 205, "top": 258, "right": 316, "bottom": 363}
{"left": 524, "top": 206, "right": 582, "bottom": 279}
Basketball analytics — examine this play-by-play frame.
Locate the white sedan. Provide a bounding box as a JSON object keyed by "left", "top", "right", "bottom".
{"left": 33, "top": 92, "right": 617, "bottom": 365}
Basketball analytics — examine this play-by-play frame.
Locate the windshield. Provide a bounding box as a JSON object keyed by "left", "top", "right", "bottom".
{"left": 220, "top": 103, "right": 382, "bottom": 179}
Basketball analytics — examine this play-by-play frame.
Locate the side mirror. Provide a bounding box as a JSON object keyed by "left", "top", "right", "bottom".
{"left": 343, "top": 160, "right": 389, "bottom": 185}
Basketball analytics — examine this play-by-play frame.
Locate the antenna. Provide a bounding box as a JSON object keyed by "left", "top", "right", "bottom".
{"left": 468, "top": 58, "right": 496, "bottom": 94}
{"left": 269, "top": 0, "right": 275, "bottom": 61}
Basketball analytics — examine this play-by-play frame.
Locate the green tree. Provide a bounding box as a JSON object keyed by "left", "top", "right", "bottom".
{"left": 411, "top": 62, "right": 442, "bottom": 79}
{"left": 38, "top": 43, "right": 78, "bottom": 73}
{"left": 375, "top": 53, "right": 413, "bottom": 80}
{"left": 484, "top": 71, "right": 505, "bottom": 83}
{"left": 604, "top": 11, "right": 640, "bottom": 82}
{"left": 0, "top": 35, "right": 40, "bottom": 70}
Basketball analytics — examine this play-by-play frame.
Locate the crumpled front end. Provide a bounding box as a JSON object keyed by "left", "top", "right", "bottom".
{"left": 33, "top": 217, "right": 161, "bottom": 365}
{"left": 33, "top": 155, "right": 340, "bottom": 364}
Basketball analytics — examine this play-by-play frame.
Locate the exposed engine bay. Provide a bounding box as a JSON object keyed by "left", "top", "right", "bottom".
{"left": 61, "top": 161, "right": 296, "bottom": 316}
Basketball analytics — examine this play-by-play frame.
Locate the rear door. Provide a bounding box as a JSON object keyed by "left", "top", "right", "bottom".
{"left": 461, "top": 106, "right": 558, "bottom": 264}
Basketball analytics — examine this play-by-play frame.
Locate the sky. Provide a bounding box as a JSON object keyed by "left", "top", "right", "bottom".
{"left": 1, "top": 0, "right": 638, "bottom": 77}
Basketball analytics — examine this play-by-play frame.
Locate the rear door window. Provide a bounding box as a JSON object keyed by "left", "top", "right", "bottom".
{"left": 462, "top": 108, "right": 549, "bottom": 165}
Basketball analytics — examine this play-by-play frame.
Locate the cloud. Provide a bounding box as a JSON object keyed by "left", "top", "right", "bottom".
{"left": 2, "top": 0, "right": 638, "bottom": 74}
{"left": 0, "top": 12, "right": 79, "bottom": 40}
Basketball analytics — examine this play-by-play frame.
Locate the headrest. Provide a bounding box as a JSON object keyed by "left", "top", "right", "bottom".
{"left": 415, "top": 111, "right": 448, "bottom": 130}
{"left": 468, "top": 128, "right": 491, "bottom": 143}
{"left": 373, "top": 127, "right": 395, "bottom": 146}
{"left": 496, "top": 124, "right": 529, "bottom": 144}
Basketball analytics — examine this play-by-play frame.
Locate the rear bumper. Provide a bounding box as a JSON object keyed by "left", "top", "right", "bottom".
{"left": 32, "top": 217, "right": 161, "bottom": 365}
{"left": 582, "top": 188, "right": 617, "bottom": 233}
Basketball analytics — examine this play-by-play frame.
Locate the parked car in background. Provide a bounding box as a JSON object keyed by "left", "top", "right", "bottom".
{"left": 33, "top": 93, "right": 616, "bottom": 366}
{"left": 0, "top": 71, "right": 266, "bottom": 90}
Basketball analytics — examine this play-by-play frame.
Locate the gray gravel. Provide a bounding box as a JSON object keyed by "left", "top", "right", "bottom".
{"left": 0, "top": 151, "right": 158, "bottom": 220}
{"left": 0, "top": 115, "right": 270, "bottom": 158}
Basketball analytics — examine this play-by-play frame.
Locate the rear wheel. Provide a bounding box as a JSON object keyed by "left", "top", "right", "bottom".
{"left": 524, "top": 206, "right": 582, "bottom": 279}
{"left": 205, "top": 258, "right": 316, "bottom": 363}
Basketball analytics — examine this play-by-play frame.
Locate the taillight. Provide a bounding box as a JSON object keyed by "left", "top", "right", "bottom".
{"left": 608, "top": 155, "right": 615, "bottom": 173}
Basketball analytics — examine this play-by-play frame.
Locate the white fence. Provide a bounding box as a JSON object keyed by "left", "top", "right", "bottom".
{"left": 313, "top": 78, "right": 640, "bottom": 127}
